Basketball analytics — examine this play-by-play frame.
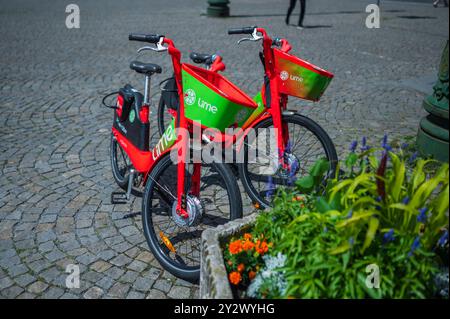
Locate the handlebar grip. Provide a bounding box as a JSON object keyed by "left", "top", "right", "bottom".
{"left": 227, "top": 26, "right": 257, "bottom": 35}
{"left": 128, "top": 33, "right": 163, "bottom": 43}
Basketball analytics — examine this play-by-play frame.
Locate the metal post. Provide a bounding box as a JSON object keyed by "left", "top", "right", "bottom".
{"left": 417, "top": 41, "right": 449, "bottom": 162}
{"left": 206, "top": 0, "right": 230, "bottom": 17}
{"left": 144, "top": 75, "right": 151, "bottom": 105}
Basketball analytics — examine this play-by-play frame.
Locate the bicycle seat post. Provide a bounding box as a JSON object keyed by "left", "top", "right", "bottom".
{"left": 144, "top": 75, "right": 151, "bottom": 106}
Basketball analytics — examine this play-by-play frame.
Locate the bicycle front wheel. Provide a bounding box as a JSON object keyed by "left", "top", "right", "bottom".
{"left": 141, "top": 154, "right": 242, "bottom": 282}
{"left": 238, "top": 114, "right": 338, "bottom": 209}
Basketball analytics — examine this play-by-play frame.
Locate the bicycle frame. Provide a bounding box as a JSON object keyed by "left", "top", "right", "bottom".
{"left": 216, "top": 28, "right": 293, "bottom": 168}
{"left": 112, "top": 36, "right": 202, "bottom": 219}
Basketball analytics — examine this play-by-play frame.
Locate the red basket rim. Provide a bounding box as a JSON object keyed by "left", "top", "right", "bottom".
{"left": 274, "top": 48, "right": 334, "bottom": 78}
{"left": 182, "top": 64, "right": 257, "bottom": 109}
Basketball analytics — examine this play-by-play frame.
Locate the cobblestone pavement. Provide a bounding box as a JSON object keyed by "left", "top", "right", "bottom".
{"left": 0, "top": 0, "right": 448, "bottom": 299}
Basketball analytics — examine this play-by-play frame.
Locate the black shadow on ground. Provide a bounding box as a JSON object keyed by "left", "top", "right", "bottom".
{"left": 397, "top": 15, "right": 437, "bottom": 19}
{"left": 228, "top": 9, "right": 406, "bottom": 18}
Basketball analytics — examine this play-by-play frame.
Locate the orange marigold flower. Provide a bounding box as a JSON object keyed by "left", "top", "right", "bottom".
{"left": 229, "top": 271, "right": 241, "bottom": 285}
{"left": 229, "top": 240, "right": 242, "bottom": 255}
{"left": 256, "top": 241, "right": 269, "bottom": 255}
{"left": 242, "top": 240, "right": 254, "bottom": 251}
{"left": 244, "top": 233, "right": 252, "bottom": 240}
{"left": 237, "top": 263, "right": 245, "bottom": 273}
{"left": 248, "top": 270, "right": 257, "bottom": 280}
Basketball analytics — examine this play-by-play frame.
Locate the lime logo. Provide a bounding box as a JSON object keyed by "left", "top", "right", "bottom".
{"left": 129, "top": 110, "right": 135, "bottom": 123}
{"left": 184, "top": 89, "right": 196, "bottom": 106}
{"left": 280, "top": 71, "right": 289, "bottom": 81}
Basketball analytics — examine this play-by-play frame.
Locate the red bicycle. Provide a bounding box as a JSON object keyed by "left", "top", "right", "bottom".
{"left": 158, "top": 27, "right": 338, "bottom": 209}
{"left": 107, "top": 34, "right": 244, "bottom": 281}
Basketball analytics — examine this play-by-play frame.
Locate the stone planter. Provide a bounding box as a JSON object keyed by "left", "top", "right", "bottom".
{"left": 200, "top": 213, "right": 258, "bottom": 299}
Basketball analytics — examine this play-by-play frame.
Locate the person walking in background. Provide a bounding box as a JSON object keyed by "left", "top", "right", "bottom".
{"left": 286, "top": 0, "right": 306, "bottom": 29}
{"left": 433, "top": 0, "right": 448, "bottom": 7}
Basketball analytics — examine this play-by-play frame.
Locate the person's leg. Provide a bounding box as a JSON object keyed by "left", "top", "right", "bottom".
{"left": 286, "top": 0, "right": 296, "bottom": 25}
{"left": 298, "top": 0, "right": 306, "bottom": 27}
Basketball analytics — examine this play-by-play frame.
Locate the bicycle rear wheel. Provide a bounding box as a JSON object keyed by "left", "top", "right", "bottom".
{"left": 157, "top": 96, "right": 174, "bottom": 137}
{"left": 110, "top": 133, "right": 130, "bottom": 190}
{"left": 141, "top": 154, "right": 242, "bottom": 282}
{"left": 238, "top": 114, "right": 338, "bottom": 209}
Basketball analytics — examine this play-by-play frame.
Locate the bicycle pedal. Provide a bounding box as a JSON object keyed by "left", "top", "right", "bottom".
{"left": 111, "top": 192, "right": 128, "bottom": 204}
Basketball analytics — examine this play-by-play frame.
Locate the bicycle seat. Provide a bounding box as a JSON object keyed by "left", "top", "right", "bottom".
{"left": 189, "top": 52, "right": 213, "bottom": 65}
{"left": 130, "top": 61, "right": 162, "bottom": 75}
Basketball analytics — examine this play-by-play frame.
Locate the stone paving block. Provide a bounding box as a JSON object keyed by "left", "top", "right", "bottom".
{"left": 108, "top": 282, "right": 130, "bottom": 298}
{"left": 14, "top": 273, "right": 36, "bottom": 287}
{"left": 90, "top": 260, "right": 112, "bottom": 273}
{"left": 83, "top": 286, "right": 104, "bottom": 299}
{"left": 168, "top": 286, "right": 191, "bottom": 299}
{"left": 27, "top": 281, "right": 49, "bottom": 294}
{"left": 146, "top": 289, "right": 167, "bottom": 299}
{"left": 132, "top": 277, "right": 155, "bottom": 292}
{"left": 0, "top": 0, "right": 448, "bottom": 300}
{"left": 153, "top": 279, "right": 173, "bottom": 293}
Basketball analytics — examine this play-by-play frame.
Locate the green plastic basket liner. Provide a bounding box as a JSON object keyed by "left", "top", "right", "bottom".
{"left": 274, "top": 48, "right": 334, "bottom": 101}
{"left": 182, "top": 64, "right": 257, "bottom": 132}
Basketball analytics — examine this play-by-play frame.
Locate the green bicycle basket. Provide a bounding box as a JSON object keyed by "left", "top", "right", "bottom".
{"left": 181, "top": 64, "right": 257, "bottom": 132}
{"left": 274, "top": 48, "right": 334, "bottom": 101}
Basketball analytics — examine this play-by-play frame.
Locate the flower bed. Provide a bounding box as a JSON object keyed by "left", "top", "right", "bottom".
{"left": 222, "top": 135, "right": 449, "bottom": 299}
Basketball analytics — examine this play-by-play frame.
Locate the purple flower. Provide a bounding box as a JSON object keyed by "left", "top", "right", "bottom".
{"left": 402, "top": 196, "right": 410, "bottom": 205}
{"left": 346, "top": 210, "right": 353, "bottom": 219}
{"left": 383, "top": 229, "right": 395, "bottom": 244}
{"left": 361, "top": 136, "right": 371, "bottom": 151}
{"left": 401, "top": 142, "right": 409, "bottom": 150}
{"left": 349, "top": 140, "right": 358, "bottom": 152}
{"left": 266, "top": 176, "right": 275, "bottom": 200}
{"left": 381, "top": 134, "right": 392, "bottom": 151}
{"left": 408, "top": 236, "right": 421, "bottom": 257}
{"left": 409, "top": 151, "right": 418, "bottom": 163}
{"left": 362, "top": 136, "right": 367, "bottom": 147}
{"left": 417, "top": 208, "right": 428, "bottom": 223}
{"left": 349, "top": 237, "right": 355, "bottom": 246}
{"left": 437, "top": 230, "right": 448, "bottom": 247}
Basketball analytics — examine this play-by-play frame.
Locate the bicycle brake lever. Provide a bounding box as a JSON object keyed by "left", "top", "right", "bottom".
{"left": 137, "top": 39, "right": 167, "bottom": 53}
{"left": 237, "top": 30, "right": 263, "bottom": 45}
{"left": 237, "top": 37, "right": 253, "bottom": 44}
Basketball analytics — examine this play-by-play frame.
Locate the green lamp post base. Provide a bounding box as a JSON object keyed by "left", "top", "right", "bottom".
{"left": 416, "top": 40, "right": 449, "bottom": 162}
{"left": 417, "top": 126, "right": 449, "bottom": 162}
{"left": 207, "top": 0, "right": 230, "bottom": 17}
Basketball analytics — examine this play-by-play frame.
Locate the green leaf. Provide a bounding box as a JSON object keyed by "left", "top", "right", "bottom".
{"left": 358, "top": 273, "right": 382, "bottom": 299}
{"left": 296, "top": 175, "right": 315, "bottom": 193}
{"left": 431, "top": 184, "right": 449, "bottom": 226}
{"left": 316, "top": 197, "right": 331, "bottom": 213}
{"left": 389, "top": 152, "right": 405, "bottom": 202}
{"left": 310, "top": 158, "right": 330, "bottom": 178}
{"left": 361, "top": 217, "right": 380, "bottom": 253}
{"left": 329, "top": 242, "right": 351, "bottom": 255}
{"left": 345, "top": 152, "right": 358, "bottom": 169}
{"left": 410, "top": 159, "right": 427, "bottom": 194}
{"left": 337, "top": 211, "right": 374, "bottom": 228}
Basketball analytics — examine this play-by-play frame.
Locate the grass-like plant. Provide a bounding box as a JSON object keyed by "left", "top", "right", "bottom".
{"left": 252, "top": 135, "right": 449, "bottom": 298}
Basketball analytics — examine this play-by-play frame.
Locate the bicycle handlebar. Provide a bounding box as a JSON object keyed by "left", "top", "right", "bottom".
{"left": 129, "top": 33, "right": 164, "bottom": 44}
{"left": 227, "top": 26, "right": 257, "bottom": 35}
